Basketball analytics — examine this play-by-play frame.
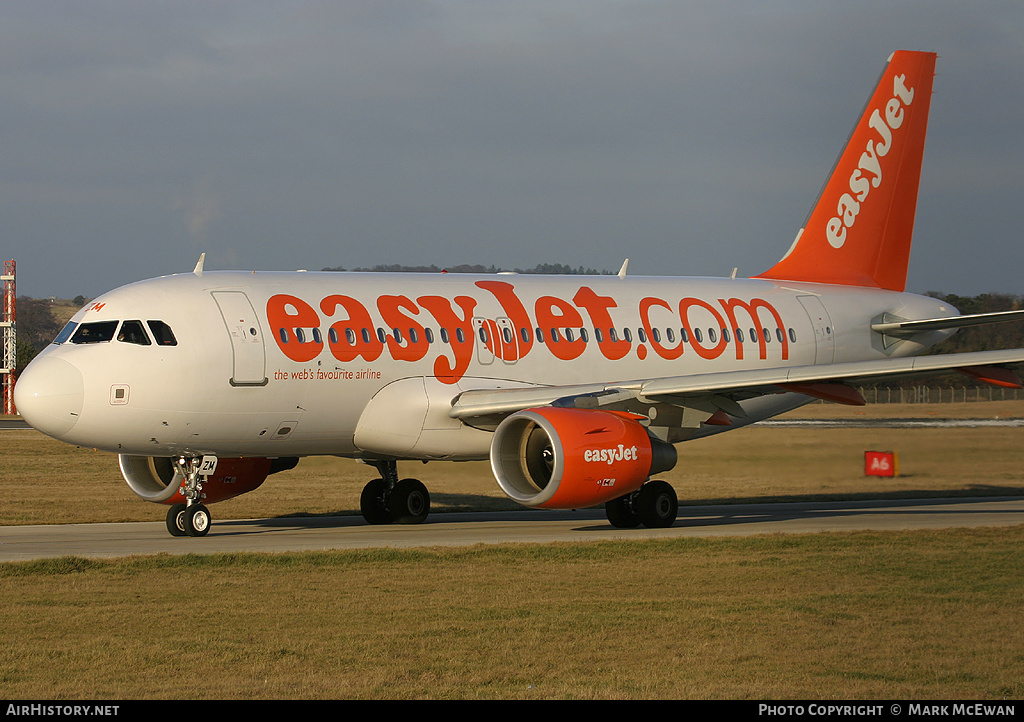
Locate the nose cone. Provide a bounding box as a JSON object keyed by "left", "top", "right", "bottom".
{"left": 14, "top": 356, "right": 85, "bottom": 438}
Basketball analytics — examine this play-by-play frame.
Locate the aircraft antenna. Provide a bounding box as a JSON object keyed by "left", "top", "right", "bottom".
{"left": 193, "top": 253, "right": 206, "bottom": 277}
{"left": 617, "top": 258, "right": 629, "bottom": 279}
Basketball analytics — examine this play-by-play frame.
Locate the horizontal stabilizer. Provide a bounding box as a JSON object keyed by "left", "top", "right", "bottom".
{"left": 872, "top": 309, "right": 1024, "bottom": 336}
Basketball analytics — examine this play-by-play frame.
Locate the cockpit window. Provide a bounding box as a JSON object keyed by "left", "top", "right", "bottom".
{"left": 117, "top": 320, "right": 151, "bottom": 346}
{"left": 53, "top": 321, "right": 78, "bottom": 345}
{"left": 70, "top": 321, "right": 119, "bottom": 344}
{"left": 147, "top": 320, "right": 177, "bottom": 346}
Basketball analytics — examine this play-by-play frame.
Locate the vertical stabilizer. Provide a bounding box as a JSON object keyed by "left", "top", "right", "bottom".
{"left": 756, "top": 51, "right": 937, "bottom": 291}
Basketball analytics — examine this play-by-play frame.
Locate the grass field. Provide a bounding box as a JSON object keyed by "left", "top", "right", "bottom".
{"left": 1, "top": 401, "right": 1023, "bottom": 699}
{"left": 4, "top": 400, "right": 1024, "bottom": 526}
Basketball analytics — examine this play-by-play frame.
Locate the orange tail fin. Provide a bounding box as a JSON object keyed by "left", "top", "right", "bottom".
{"left": 756, "top": 51, "right": 937, "bottom": 291}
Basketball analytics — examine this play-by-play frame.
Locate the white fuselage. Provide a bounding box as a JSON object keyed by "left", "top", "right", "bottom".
{"left": 15, "top": 270, "right": 956, "bottom": 460}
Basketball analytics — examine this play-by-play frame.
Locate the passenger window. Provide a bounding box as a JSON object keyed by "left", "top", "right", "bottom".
{"left": 71, "top": 321, "right": 118, "bottom": 344}
{"left": 147, "top": 321, "right": 177, "bottom": 346}
{"left": 117, "top": 320, "right": 151, "bottom": 345}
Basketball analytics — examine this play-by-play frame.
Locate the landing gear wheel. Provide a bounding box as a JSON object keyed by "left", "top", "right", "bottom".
{"left": 166, "top": 503, "right": 188, "bottom": 537}
{"left": 360, "top": 478, "right": 392, "bottom": 525}
{"left": 605, "top": 495, "right": 641, "bottom": 528}
{"left": 636, "top": 480, "right": 678, "bottom": 528}
{"left": 390, "top": 478, "right": 430, "bottom": 524}
{"left": 183, "top": 504, "right": 212, "bottom": 537}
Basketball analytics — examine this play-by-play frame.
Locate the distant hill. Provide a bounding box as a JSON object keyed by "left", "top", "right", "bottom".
{"left": 321, "top": 263, "right": 614, "bottom": 275}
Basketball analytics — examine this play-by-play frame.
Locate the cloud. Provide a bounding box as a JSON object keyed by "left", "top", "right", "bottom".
{"left": 3, "top": 2, "right": 1023, "bottom": 297}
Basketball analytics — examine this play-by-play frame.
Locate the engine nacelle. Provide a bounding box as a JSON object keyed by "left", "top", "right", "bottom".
{"left": 118, "top": 455, "right": 298, "bottom": 505}
{"left": 490, "top": 407, "right": 677, "bottom": 509}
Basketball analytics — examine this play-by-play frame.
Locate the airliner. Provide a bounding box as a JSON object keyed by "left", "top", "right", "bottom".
{"left": 15, "top": 51, "right": 1024, "bottom": 536}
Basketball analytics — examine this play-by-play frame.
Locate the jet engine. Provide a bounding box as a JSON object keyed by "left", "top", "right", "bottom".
{"left": 490, "top": 407, "right": 677, "bottom": 509}
{"left": 118, "top": 455, "right": 299, "bottom": 505}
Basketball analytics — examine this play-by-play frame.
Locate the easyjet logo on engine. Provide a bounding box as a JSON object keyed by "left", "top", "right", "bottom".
{"left": 825, "top": 72, "right": 916, "bottom": 249}
{"left": 266, "top": 281, "right": 791, "bottom": 384}
{"left": 584, "top": 444, "right": 639, "bottom": 464}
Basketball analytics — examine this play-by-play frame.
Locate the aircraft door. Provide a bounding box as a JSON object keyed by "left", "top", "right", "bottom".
{"left": 797, "top": 295, "right": 835, "bottom": 364}
{"left": 473, "top": 318, "right": 495, "bottom": 365}
{"left": 212, "top": 291, "right": 268, "bottom": 386}
{"left": 495, "top": 318, "right": 519, "bottom": 364}
{"left": 473, "top": 317, "right": 518, "bottom": 365}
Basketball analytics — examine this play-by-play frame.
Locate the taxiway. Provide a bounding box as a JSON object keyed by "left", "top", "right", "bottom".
{"left": 3, "top": 496, "right": 1023, "bottom": 562}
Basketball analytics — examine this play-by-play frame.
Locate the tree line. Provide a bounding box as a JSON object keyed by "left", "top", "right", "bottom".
{"left": 321, "top": 262, "right": 614, "bottom": 275}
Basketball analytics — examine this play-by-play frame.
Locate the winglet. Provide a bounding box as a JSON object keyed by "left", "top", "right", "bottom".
{"left": 617, "top": 258, "right": 629, "bottom": 279}
{"left": 193, "top": 253, "right": 206, "bottom": 277}
{"left": 756, "top": 51, "right": 937, "bottom": 291}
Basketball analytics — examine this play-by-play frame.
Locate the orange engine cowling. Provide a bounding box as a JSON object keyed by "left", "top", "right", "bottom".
{"left": 490, "top": 407, "right": 677, "bottom": 509}
{"left": 118, "top": 455, "right": 298, "bottom": 505}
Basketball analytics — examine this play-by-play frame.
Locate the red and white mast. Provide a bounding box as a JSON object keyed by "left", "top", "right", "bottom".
{"left": 1, "top": 260, "right": 16, "bottom": 415}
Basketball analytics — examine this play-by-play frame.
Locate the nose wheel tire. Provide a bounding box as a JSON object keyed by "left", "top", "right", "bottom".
{"left": 166, "top": 503, "right": 188, "bottom": 537}
{"left": 183, "top": 504, "right": 212, "bottom": 537}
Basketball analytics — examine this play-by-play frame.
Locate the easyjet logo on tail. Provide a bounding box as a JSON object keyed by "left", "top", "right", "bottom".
{"left": 826, "top": 73, "right": 916, "bottom": 249}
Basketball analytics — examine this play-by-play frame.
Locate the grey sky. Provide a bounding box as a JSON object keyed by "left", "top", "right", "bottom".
{"left": 3, "top": 1, "right": 1022, "bottom": 299}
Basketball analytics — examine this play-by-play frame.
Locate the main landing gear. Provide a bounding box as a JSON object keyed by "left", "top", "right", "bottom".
{"left": 165, "top": 456, "right": 214, "bottom": 537}
{"left": 604, "top": 479, "right": 678, "bottom": 529}
{"left": 359, "top": 460, "right": 431, "bottom": 525}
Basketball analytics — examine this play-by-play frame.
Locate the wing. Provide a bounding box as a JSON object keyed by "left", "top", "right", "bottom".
{"left": 450, "top": 347, "right": 1024, "bottom": 436}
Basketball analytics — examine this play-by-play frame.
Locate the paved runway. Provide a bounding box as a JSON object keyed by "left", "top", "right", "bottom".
{"left": 2, "top": 496, "right": 1023, "bottom": 562}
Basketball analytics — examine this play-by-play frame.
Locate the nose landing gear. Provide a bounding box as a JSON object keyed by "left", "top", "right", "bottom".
{"left": 164, "top": 455, "right": 216, "bottom": 537}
